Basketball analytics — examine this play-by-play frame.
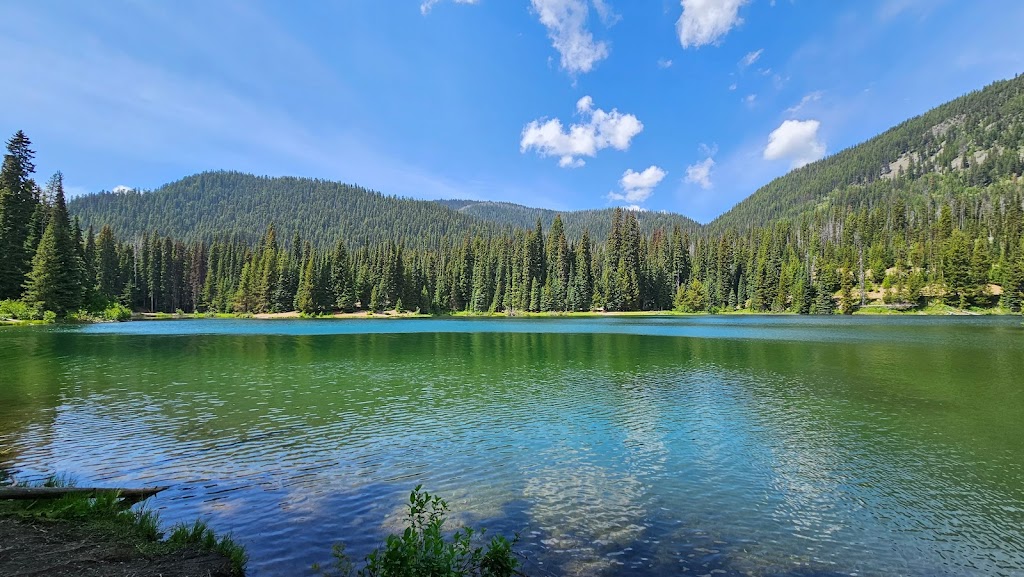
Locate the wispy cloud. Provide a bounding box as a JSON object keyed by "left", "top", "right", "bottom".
{"left": 685, "top": 144, "right": 717, "bottom": 189}
{"left": 738, "top": 48, "right": 763, "bottom": 68}
{"left": 420, "top": 0, "right": 479, "bottom": 16}
{"left": 0, "top": 2, "right": 487, "bottom": 202}
{"left": 786, "top": 91, "right": 824, "bottom": 115}
{"left": 531, "top": 0, "right": 609, "bottom": 75}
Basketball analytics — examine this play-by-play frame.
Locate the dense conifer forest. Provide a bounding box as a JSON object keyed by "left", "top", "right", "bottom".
{"left": 2, "top": 76, "right": 1024, "bottom": 319}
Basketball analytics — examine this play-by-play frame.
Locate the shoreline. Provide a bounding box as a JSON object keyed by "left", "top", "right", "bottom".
{"left": 3, "top": 306, "right": 1016, "bottom": 327}
{"left": 130, "top": 305, "right": 1015, "bottom": 321}
{"left": 0, "top": 474, "right": 245, "bottom": 577}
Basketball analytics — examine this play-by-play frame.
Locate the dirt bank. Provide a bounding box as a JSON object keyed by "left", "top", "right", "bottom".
{"left": 0, "top": 515, "right": 236, "bottom": 577}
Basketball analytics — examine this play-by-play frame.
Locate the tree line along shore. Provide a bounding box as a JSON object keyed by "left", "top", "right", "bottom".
{"left": 1, "top": 130, "right": 1023, "bottom": 323}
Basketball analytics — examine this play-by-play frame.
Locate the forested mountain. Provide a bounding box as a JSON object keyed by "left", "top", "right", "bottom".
{"left": 435, "top": 199, "right": 701, "bottom": 241}
{"left": 711, "top": 74, "right": 1024, "bottom": 231}
{"left": 4, "top": 75, "right": 1024, "bottom": 320}
{"left": 69, "top": 172, "right": 496, "bottom": 248}
{"left": 69, "top": 173, "right": 699, "bottom": 249}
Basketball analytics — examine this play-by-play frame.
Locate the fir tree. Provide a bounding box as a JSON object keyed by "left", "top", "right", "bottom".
{"left": 943, "top": 230, "right": 972, "bottom": 307}
{"left": 568, "top": 230, "right": 593, "bottom": 311}
{"left": 0, "top": 131, "right": 38, "bottom": 299}
{"left": 23, "top": 174, "right": 83, "bottom": 315}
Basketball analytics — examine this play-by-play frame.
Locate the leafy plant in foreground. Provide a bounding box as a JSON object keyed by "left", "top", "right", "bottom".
{"left": 315, "top": 485, "right": 522, "bottom": 577}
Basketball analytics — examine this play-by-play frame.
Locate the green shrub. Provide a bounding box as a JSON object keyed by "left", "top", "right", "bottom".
{"left": 42, "top": 310, "right": 57, "bottom": 323}
{"left": 0, "top": 299, "right": 43, "bottom": 320}
{"left": 315, "top": 486, "right": 521, "bottom": 577}
{"left": 102, "top": 303, "right": 133, "bottom": 321}
{"left": 66, "top": 309, "right": 93, "bottom": 322}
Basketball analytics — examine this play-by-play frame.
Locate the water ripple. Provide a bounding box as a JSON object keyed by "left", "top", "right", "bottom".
{"left": 1, "top": 321, "right": 1023, "bottom": 576}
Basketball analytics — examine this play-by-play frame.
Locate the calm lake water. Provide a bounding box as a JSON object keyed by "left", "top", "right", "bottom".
{"left": 1, "top": 316, "right": 1023, "bottom": 576}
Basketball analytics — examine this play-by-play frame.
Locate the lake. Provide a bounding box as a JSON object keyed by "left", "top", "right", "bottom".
{"left": 1, "top": 316, "right": 1022, "bottom": 576}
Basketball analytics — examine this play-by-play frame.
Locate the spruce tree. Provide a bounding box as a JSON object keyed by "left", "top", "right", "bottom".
{"left": 96, "top": 225, "right": 120, "bottom": 302}
{"left": 0, "top": 131, "right": 38, "bottom": 299}
{"left": 943, "top": 230, "right": 972, "bottom": 307}
{"left": 294, "top": 245, "right": 317, "bottom": 314}
{"left": 969, "top": 238, "right": 992, "bottom": 305}
{"left": 568, "top": 230, "right": 593, "bottom": 311}
{"left": 23, "top": 174, "right": 83, "bottom": 315}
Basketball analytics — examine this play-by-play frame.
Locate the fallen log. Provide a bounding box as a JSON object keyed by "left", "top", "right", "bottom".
{"left": 0, "top": 486, "right": 169, "bottom": 503}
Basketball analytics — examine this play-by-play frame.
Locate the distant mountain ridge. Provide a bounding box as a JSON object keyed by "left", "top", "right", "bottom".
{"left": 69, "top": 172, "right": 701, "bottom": 247}
{"left": 69, "top": 172, "right": 494, "bottom": 248}
{"left": 433, "top": 199, "right": 701, "bottom": 240}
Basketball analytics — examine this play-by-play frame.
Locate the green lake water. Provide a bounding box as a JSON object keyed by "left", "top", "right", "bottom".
{"left": 1, "top": 316, "right": 1022, "bottom": 576}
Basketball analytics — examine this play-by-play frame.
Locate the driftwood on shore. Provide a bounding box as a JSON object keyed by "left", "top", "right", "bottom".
{"left": 0, "top": 486, "right": 169, "bottom": 503}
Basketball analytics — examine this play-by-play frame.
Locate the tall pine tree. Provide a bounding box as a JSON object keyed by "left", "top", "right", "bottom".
{"left": 23, "top": 173, "right": 84, "bottom": 315}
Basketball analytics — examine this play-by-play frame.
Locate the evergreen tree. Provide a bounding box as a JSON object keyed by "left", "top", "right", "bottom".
{"left": 294, "top": 244, "right": 317, "bottom": 314}
{"left": 568, "top": 230, "right": 593, "bottom": 311}
{"left": 546, "top": 215, "right": 570, "bottom": 311}
{"left": 96, "top": 225, "right": 120, "bottom": 302}
{"left": 23, "top": 175, "right": 83, "bottom": 315}
{"left": 82, "top": 225, "right": 98, "bottom": 307}
{"left": 839, "top": 268, "right": 856, "bottom": 314}
{"left": 330, "top": 239, "right": 354, "bottom": 312}
{"left": 0, "top": 131, "right": 38, "bottom": 299}
{"left": 943, "top": 230, "right": 972, "bottom": 307}
{"left": 969, "top": 237, "right": 992, "bottom": 305}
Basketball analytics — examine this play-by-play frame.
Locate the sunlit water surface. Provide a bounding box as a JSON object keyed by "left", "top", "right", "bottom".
{"left": 1, "top": 316, "right": 1023, "bottom": 576}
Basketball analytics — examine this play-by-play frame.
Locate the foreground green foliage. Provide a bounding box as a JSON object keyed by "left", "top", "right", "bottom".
{"left": 315, "top": 486, "right": 521, "bottom": 577}
{"left": 0, "top": 474, "right": 246, "bottom": 575}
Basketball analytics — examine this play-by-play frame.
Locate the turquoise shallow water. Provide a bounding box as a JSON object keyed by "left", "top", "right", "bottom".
{"left": 1, "top": 316, "right": 1023, "bottom": 576}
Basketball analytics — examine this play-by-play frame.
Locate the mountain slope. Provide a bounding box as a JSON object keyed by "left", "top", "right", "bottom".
{"left": 710, "top": 74, "right": 1024, "bottom": 231}
{"left": 70, "top": 173, "right": 702, "bottom": 247}
{"left": 435, "top": 199, "right": 701, "bottom": 240}
{"left": 70, "top": 171, "right": 496, "bottom": 247}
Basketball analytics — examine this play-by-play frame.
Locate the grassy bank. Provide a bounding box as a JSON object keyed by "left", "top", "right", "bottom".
{"left": 0, "top": 473, "right": 246, "bottom": 576}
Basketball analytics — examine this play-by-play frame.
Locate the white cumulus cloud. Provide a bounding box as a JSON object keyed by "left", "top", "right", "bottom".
{"left": 764, "top": 119, "right": 826, "bottom": 168}
{"left": 111, "top": 184, "right": 133, "bottom": 194}
{"left": 657, "top": 58, "right": 674, "bottom": 69}
{"left": 531, "top": 0, "right": 609, "bottom": 74}
{"left": 608, "top": 165, "right": 666, "bottom": 204}
{"left": 521, "top": 96, "right": 643, "bottom": 168}
{"left": 677, "top": 0, "right": 749, "bottom": 48}
{"left": 420, "top": 0, "right": 479, "bottom": 16}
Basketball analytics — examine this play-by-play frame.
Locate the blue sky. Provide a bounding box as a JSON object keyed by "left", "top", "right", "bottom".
{"left": 1, "top": 1, "right": 1022, "bottom": 222}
